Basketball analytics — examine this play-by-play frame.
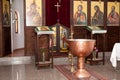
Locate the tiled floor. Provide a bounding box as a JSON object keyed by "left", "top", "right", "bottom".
{"left": 0, "top": 52, "right": 120, "bottom": 80}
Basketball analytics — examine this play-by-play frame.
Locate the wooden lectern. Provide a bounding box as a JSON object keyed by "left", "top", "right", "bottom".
{"left": 85, "top": 26, "right": 107, "bottom": 65}
{"left": 35, "top": 26, "right": 54, "bottom": 69}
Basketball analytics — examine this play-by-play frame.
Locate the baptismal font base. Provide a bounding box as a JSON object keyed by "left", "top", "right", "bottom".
{"left": 74, "top": 57, "right": 90, "bottom": 78}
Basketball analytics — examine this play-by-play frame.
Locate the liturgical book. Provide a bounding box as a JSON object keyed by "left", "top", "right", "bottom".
{"left": 35, "top": 26, "right": 54, "bottom": 35}
{"left": 86, "top": 26, "right": 107, "bottom": 34}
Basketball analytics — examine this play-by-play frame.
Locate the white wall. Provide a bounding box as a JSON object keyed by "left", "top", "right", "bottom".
{"left": 11, "top": 0, "right": 24, "bottom": 50}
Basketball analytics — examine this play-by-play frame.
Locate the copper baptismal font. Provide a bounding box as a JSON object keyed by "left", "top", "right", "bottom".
{"left": 67, "top": 39, "right": 95, "bottom": 78}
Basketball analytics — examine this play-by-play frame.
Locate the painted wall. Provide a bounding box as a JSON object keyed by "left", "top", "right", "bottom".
{"left": 11, "top": 0, "right": 24, "bottom": 50}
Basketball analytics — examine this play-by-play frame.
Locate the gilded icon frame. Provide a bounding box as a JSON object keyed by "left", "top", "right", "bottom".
{"left": 91, "top": 1, "right": 104, "bottom": 26}
{"left": 73, "top": 0, "right": 87, "bottom": 26}
{"left": 107, "top": 2, "right": 120, "bottom": 26}
{"left": 25, "top": 0, "right": 45, "bottom": 26}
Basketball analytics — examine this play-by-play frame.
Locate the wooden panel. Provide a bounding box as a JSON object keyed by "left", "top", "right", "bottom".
{"left": 24, "top": 0, "right": 46, "bottom": 56}
{"left": 73, "top": 26, "right": 86, "bottom": 39}
{"left": 107, "top": 26, "right": 120, "bottom": 51}
{"left": 73, "top": 26, "right": 120, "bottom": 52}
{"left": 25, "top": 27, "right": 36, "bottom": 56}
{"left": 0, "top": 0, "right": 3, "bottom": 56}
{"left": 2, "top": 27, "right": 11, "bottom": 56}
{"left": 94, "top": 34, "right": 106, "bottom": 52}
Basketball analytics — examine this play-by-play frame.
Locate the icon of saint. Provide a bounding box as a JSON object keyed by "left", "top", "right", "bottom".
{"left": 107, "top": 6, "right": 119, "bottom": 25}
{"left": 26, "top": 0, "right": 42, "bottom": 26}
{"left": 74, "top": 5, "right": 87, "bottom": 25}
{"left": 92, "top": 5, "right": 104, "bottom": 26}
{"left": 3, "top": 4, "right": 9, "bottom": 25}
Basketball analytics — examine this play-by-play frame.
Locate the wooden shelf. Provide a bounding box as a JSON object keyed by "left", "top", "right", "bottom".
{"left": 36, "top": 61, "right": 53, "bottom": 68}
{"left": 87, "top": 58, "right": 103, "bottom": 61}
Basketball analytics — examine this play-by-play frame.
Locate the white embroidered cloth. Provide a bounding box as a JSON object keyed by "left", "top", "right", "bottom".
{"left": 110, "top": 43, "right": 120, "bottom": 68}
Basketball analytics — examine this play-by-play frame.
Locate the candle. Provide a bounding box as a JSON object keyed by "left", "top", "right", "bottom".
{"left": 70, "top": 25, "right": 73, "bottom": 39}
{"left": 71, "top": 25, "right": 73, "bottom": 33}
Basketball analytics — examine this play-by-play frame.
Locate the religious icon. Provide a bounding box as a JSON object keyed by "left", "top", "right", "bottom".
{"left": 26, "top": 0, "right": 42, "bottom": 26}
{"left": 73, "top": 1, "right": 87, "bottom": 26}
{"left": 60, "top": 26, "right": 68, "bottom": 49}
{"left": 51, "top": 27, "right": 57, "bottom": 47}
{"left": 51, "top": 25, "right": 69, "bottom": 51}
{"left": 2, "top": 0, "right": 10, "bottom": 25}
{"left": 91, "top": 1, "right": 104, "bottom": 26}
{"left": 107, "top": 2, "right": 119, "bottom": 26}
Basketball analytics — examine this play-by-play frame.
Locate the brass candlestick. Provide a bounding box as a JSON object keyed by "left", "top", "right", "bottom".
{"left": 68, "top": 25, "right": 74, "bottom": 72}
{"left": 40, "top": 48, "right": 46, "bottom": 63}
{"left": 42, "top": 52, "right": 45, "bottom": 63}
{"left": 68, "top": 52, "right": 74, "bottom": 72}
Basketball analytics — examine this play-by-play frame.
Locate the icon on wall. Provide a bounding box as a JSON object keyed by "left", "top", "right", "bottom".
{"left": 73, "top": 1, "right": 87, "bottom": 26}
{"left": 107, "top": 2, "right": 119, "bottom": 26}
{"left": 26, "top": 0, "right": 42, "bottom": 26}
{"left": 91, "top": 1, "right": 104, "bottom": 26}
{"left": 2, "top": 0, "right": 10, "bottom": 26}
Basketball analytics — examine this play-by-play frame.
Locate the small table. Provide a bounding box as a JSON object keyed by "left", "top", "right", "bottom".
{"left": 110, "top": 43, "right": 120, "bottom": 68}
{"left": 86, "top": 26, "right": 107, "bottom": 65}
